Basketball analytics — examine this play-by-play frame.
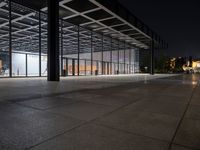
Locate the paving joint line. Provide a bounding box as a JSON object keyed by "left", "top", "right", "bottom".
{"left": 172, "top": 143, "right": 200, "bottom": 150}
{"left": 168, "top": 78, "right": 200, "bottom": 150}
{"left": 25, "top": 95, "right": 143, "bottom": 150}
{"left": 94, "top": 122, "right": 170, "bottom": 145}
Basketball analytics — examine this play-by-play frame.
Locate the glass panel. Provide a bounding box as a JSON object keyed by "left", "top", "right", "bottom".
{"left": 119, "top": 41, "right": 125, "bottom": 74}
{"left": 68, "top": 59, "right": 73, "bottom": 75}
{"left": 79, "top": 27, "right": 91, "bottom": 75}
{"left": 11, "top": 2, "right": 39, "bottom": 77}
{"left": 74, "top": 59, "right": 78, "bottom": 75}
{"left": 0, "top": 0, "right": 10, "bottom": 77}
{"left": 125, "top": 45, "right": 130, "bottom": 74}
{"left": 92, "top": 33, "right": 102, "bottom": 75}
{"left": 134, "top": 48, "right": 140, "bottom": 73}
{"left": 27, "top": 54, "right": 39, "bottom": 76}
{"left": 62, "top": 58, "right": 66, "bottom": 76}
{"left": 0, "top": 52, "right": 9, "bottom": 77}
{"left": 111, "top": 39, "right": 118, "bottom": 74}
{"left": 41, "top": 55, "right": 47, "bottom": 76}
{"left": 41, "top": 12, "right": 47, "bottom": 76}
{"left": 12, "top": 53, "right": 26, "bottom": 76}
{"left": 63, "top": 21, "right": 78, "bottom": 76}
{"left": 86, "top": 60, "right": 91, "bottom": 75}
{"left": 79, "top": 59, "right": 85, "bottom": 75}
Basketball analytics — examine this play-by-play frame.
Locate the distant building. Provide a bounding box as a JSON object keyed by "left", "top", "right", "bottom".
{"left": 170, "top": 58, "right": 176, "bottom": 69}
{"left": 169, "top": 57, "right": 186, "bottom": 73}
{"left": 183, "top": 59, "right": 200, "bottom": 73}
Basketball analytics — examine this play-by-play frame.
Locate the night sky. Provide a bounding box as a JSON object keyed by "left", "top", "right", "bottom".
{"left": 119, "top": 0, "right": 200, "bottom": 57}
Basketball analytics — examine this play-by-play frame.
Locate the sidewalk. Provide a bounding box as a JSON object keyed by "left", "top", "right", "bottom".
{"left": 0, "top": 74, "right": 199, "bottom": 150}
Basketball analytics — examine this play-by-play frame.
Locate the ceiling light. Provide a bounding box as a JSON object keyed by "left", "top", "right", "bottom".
{"left": 32, "top": 12, "right": 36, "bottom": 16}
{"left": 90, "top": 25, "right": 98, "bottom": 28}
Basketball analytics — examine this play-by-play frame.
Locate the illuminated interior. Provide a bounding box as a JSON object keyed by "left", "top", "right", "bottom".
{"left": 0, "top": 0, "right": 165, "bottom": 77}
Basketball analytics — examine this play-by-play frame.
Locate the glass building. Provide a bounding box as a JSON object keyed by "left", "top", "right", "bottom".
{"left": 0, "top": 0, "right": 167, "bottom": 79}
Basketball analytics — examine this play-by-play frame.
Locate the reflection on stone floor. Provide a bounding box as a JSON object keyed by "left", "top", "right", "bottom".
{"left": 0, "top": 74, "right": 199, "bottom": 150}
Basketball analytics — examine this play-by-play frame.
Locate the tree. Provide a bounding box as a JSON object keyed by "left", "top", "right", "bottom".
{"left": 155, "top": 55, "right": 170, "bottom": 73}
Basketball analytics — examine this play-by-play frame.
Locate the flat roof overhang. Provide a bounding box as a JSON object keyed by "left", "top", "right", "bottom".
{"left": 59, "top": 0, "right": 150, "bottom": 49}
{"left": 0, "top": 0, "right": 167, "bottom": 55}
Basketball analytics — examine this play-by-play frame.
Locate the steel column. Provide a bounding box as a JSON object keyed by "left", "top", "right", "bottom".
{"left": 110, "top": 38, "right": 112, "bottom": 74}
{"left": 47, "top": 0, "right": 60, "bottom": 81}
{"left": 77, "top": 26, "right": 80, "bottom": 76}
{"left": 101, "top": 34, "right": 104, "bottom": 75}
{"left": 124, "top": 42, "right": 126, "bottom": 74}
{"left": 9, "top": 0, "right": 12, "bottom": 77}
{"left": 150, "top": 40, "right": 155, "bottom": 75}
{"left": 91, "top": 31, "right": 93, "bottom": 75}
{"left": 118, "top": 41, "right": 119, "bottom": 74}
{"left": 66, "top": 58, "right": 68, "bottom": 76}
{"left": 85, "top": 60, "right": 87, "bottom": 75}
{"left": 61, "top": 20, "right": 64, "bottom": 76}
{"left": 72, "top": 59, "right": 75, "bottom": 76}
{"left": 26, "top": 54, "right": 28, "bottom": 77}
{"left": 129, "top": 48, "right": 131, "bottom": 74}
{"left": 39, "top": 11, "right": 41, "bottom": 77}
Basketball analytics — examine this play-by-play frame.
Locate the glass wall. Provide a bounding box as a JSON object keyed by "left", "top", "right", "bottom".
{"left": 93, "top": 33, "right": 103, "bottom": 75}
{"left": 128, "top": 48, "right": 140, "bottom": 74}
{"left": 103, "top": 36, "right": 111, "bottom": 75}
{"left": 119, "top": 41, "right": 125, "bottom": 74}
{"left": 79, "top": 27, "right": 91, "bottom": 75}
{"left": 62, "top": 22, "right": 78, "bottom": 76}
{"left": 134, "top": 48, "right": 140, "bottom": 73}
{"left": 0, "top": 0, "right": 138, "bottom": 78}
{"left": 41, "top": 12, "right": 48, "bottom": 76}
{"left": 12, "top": 53, "right": 26, "bottom": 76}
{"left": 0, "top": 0, "right": 10, "bottom": 77}
{"left": 27, "top": 54, "right": 39, "bottom": 76}
{"left": 125, "top": 44, "right": 130, "bottom": 74}
{"left": 11, "top": 2, "right": 40, "bottom": 77}
{"left": 111, "top": 39, "right": 118, "bottom": 74}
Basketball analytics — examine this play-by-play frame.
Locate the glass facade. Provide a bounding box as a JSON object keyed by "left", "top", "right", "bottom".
{"left": 0, "top": 0, "right": 140, "bottom": 78}
{"left": 0, "top": 0, "right": 10, "bottom": 77}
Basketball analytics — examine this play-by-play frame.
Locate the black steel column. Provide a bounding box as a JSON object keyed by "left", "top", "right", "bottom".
{"left": 66, "top": 58, "right": 68, "bottom": 76}
{"left": 124, "top": 42, "right": 126, "bottom": 74}
{"left": 129, "top": 48, "right": 131, "bottom": 74}
{"left": 91, "top": 31, "right": 93, "bottom": 75}
{"left": 150, "top": 40, "right": 155, "bottom": 75}
{"left": 96, "top": 61, "right": 99, "bottom": 74}
{"left": 117, "top": 41, "right": 119, "bottom": 74}
{"left": 39, "top": 11, "right": 41, "bottom": 77}
{"left": 9, "top": 0, "right": 12, "bottom": 77}
{"left": 85, "top": 60, "right": 87, "bottom": 75}
{"left": 47, "top": 0, "right": 60, "bottom": 81}
{"left": 110, "top": 38, "right": 112, "bottom": 74}
{"left": 72, "top": 59, "right": 75, "bottom": 76}
{"left": 101, "top": 34, "right": 104, "bottom": 75}
{"left": 107, "top": 62, "right": 109, "bottom": 75}
{"left": 77, "top": 26, "right": 80, "bottom": 76}
{"left": 61, "top": 20, "right": 64, "bottom": 76}
{"left": 26, "top": 54, "right": 28, "bottom": 77}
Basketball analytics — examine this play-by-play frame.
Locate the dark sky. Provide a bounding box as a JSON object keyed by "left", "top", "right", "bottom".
{"left": 119, "top": 0, "right": 200, "bottom": 57}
